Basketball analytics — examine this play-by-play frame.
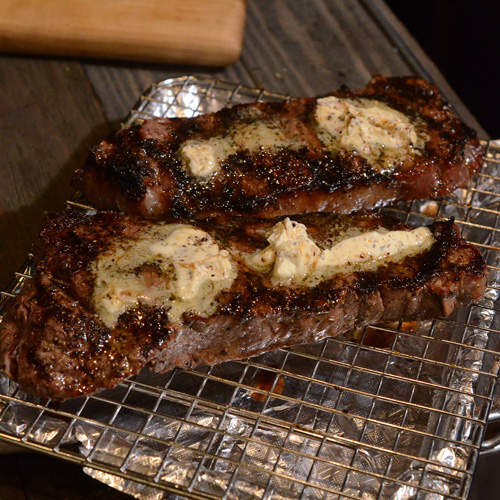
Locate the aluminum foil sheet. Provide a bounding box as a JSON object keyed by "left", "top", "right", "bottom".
{"left": 1, "top": 78, "right": 500, "bottom": 500}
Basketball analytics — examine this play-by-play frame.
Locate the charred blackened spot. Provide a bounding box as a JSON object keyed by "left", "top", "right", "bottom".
{"left": 354, "top": 274, "right": 381, "bottom": 294}
{"left": 119, "top": 307, "right": 173, "bottom": 351}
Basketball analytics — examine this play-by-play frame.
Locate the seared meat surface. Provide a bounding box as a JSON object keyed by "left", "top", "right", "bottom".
{"left": 0, "top": 208, "right": 487, "bottom": 400}
{"left": 73, "top": 75, "right": 483, "bottom": 218}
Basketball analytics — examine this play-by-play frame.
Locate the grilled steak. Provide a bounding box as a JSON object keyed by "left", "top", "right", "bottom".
{"left": 73, "top": 75, "right": 483, "bottom": 219}
{"left": 0, "top": 208, "right": 487, "bottom": 400}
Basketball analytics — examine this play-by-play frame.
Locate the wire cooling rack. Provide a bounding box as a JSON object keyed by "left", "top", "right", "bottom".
{"left": 1, "top": 76, "right": 500, "bottom": 500}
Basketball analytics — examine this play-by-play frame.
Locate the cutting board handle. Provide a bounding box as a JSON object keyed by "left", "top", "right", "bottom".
{"left": 0, "top": 0, "right": 247, "bottom": 66}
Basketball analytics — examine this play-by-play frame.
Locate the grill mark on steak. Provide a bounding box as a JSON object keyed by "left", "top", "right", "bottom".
{"left": 73, "top": 76, "right": 483, "bottom": 219}
{"left": 0, "top": 208, "right": 487, "bottom": 400}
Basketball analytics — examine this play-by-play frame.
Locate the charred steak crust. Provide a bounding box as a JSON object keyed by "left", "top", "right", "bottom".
{"left": 0, "top": 209, "right": 487, "bottom": 400}
{"left": 73, "top": 75, "right": 483, "bottom": 218}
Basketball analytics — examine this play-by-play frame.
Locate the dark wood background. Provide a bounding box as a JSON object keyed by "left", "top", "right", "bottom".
{"left": 0, "top": 0, "right": 488, "bottom": 498}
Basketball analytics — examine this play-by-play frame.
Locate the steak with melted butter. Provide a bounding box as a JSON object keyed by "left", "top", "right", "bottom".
{"left": 0, "top": 209, "right": 487, "bottom": 400}
{"left": 73, "top": 75, "right": 483, "bottom": 218}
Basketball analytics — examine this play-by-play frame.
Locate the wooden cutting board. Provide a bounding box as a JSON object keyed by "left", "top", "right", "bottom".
{"left": 0, "top": 0, "right": 247, "bottom": 66}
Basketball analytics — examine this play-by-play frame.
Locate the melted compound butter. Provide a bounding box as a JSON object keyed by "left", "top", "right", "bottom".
{"left": 246, "top": 218, "right": 321, "bottom": 280}
{"left": 180, "top": 121, "right": 306, "bottom": 179}
{"left": 244, "top": 218, "right": 434, "bottom": 285}
{"left": 180, "top": 97, "right": 428, "bottom": 180}
{"left": 92, "top": 224, "right": 236, "bottom": 327}
{"left": 315, "top": 96, "right": 428, "bottom": 171}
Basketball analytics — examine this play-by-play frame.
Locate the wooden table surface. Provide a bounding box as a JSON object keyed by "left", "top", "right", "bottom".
{"left": 0, "top": 1, "right": 489, "bottom": 498}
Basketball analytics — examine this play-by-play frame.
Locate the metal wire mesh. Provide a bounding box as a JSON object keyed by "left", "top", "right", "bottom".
{"left": 1, "top": 76, "right": 500, "bottom": 500}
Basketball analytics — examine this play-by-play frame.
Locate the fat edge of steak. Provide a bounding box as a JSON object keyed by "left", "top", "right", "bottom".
{"left": 72, "top": 75, "right": 484, "bottom": 219}
{"left": 0, "top": 209, "right": 487, "bottom": 400}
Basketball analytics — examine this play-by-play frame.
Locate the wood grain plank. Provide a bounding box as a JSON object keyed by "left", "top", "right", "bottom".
{"left": 0, "top": 57, "right": 109, "bottom": 288}
{"left": 240, "top": 0, "right": 412, "bottom": 97}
